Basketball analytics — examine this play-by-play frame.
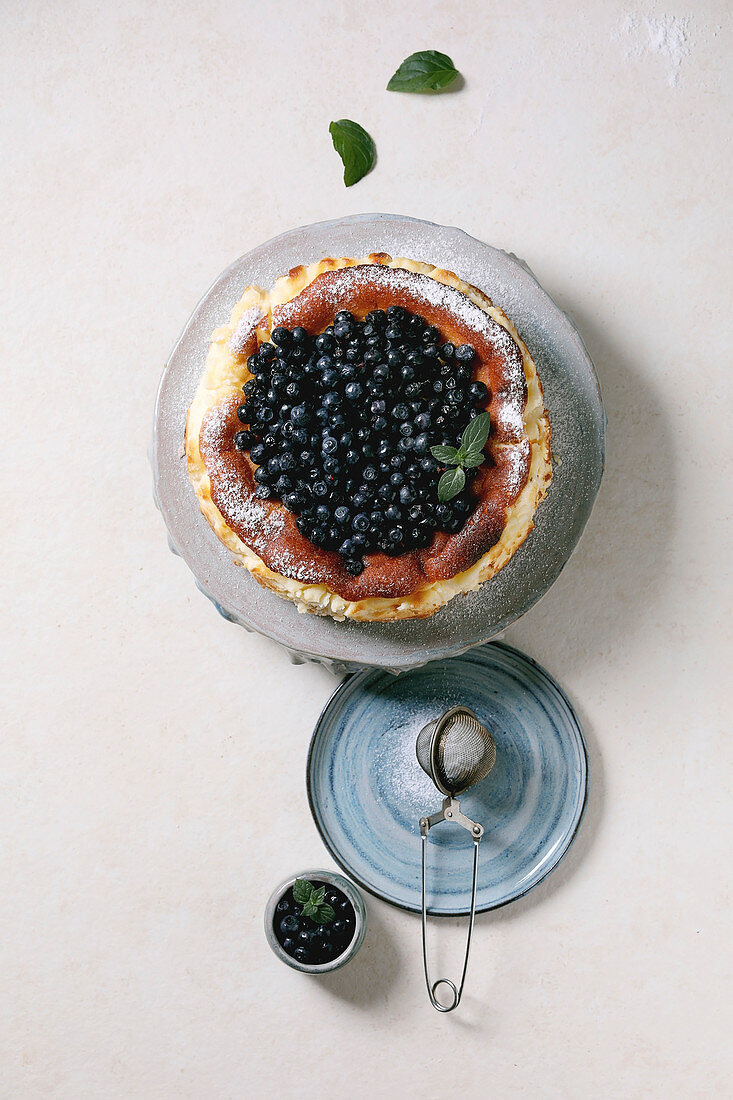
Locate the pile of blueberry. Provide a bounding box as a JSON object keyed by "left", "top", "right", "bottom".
{"left": 234, "top": 305, "right": 489, "bottom": 575}
{"left": 273, "top": 882, "right": 356, "bottom": 966}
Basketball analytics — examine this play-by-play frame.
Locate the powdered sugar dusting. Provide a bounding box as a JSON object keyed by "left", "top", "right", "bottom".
{"left": 498, "top": 441, "right": 531, "bottom": 497}
{"left": 274, "top": 263, "right": 523, "bottom": 373}
{"left": 229, "top": 306, "right": 264, "bottom": 355}
{"left": 201, "top": 402, "right": 285, "bottom": 541}
{"left": 264, "top": 543, "right": 321, "bottom": 582}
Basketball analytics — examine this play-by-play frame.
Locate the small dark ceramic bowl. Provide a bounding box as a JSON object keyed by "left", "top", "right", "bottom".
{"left": 264, "top": 869, "right": 367, "bottom": 973}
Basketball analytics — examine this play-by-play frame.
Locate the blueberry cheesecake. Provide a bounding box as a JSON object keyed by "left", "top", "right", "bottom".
{"left": 186, "top": 254, "right": 552, "bottom": 621}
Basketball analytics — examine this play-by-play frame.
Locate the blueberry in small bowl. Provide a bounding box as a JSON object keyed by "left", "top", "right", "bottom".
{"left": 264, "top": 869, "right": 366, "bottom": 973}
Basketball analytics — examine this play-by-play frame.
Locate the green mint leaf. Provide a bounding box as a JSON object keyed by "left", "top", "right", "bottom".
{"left": 460, "top": 411, "right": 491, "bottom": 455}
{"left": 312, "top": 886, "right": 326, "bottom": 906}
{"left": 430, "top": 444, "right": 460, "bottom": 465}
{"left": 313, "top": 904, "right": 336, "bottom": 925}
{"left": 387, "top": 50, "right": 460, "bottom": 94}
{"left": 458, "top": 444, "right": 486, "bottom": 469}
{"left": 292, "top": 878, "right": 313, "bottom": 905}
{"left": 302, "top": 901, "right": 318, "bottom": 918}
{"left": 329, "top": 119, "right": 376, "bottom": 187}
{"left": 438, "top": 466, "right": 466, "bottom": 502}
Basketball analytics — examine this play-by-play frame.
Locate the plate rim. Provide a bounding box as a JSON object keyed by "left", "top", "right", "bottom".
{"left": 151, "top": 212, "right": 606, "bottom": 670}
{"left": 306, "top": 640, "right": 590, "bottom": 916}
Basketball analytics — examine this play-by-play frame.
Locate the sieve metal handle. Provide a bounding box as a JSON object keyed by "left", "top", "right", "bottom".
{"left": 419, "top": 797, "right": 483, "bottom": 1013}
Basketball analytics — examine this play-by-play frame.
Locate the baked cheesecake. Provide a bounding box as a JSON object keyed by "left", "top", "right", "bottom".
{"left": 185, "top": 254, "right": 552, "bottom": 621}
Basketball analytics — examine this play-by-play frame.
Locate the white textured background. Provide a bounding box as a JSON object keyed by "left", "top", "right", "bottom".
{"left": 2, "top": 2, "right": 731, "bottom": 1097}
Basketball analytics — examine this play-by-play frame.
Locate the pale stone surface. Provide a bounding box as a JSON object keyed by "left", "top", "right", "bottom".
{"left": 1, "top": 2, "right": 731, "bottom": 1097}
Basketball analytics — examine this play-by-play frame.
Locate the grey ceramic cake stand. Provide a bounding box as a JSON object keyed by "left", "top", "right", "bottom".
{"left": 151, "top": 214, "right": 605, "bottom": 674}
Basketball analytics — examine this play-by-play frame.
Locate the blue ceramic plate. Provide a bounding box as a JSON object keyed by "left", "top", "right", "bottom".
{"left": 307, "top": 643, "right": 588, "bottom": 915}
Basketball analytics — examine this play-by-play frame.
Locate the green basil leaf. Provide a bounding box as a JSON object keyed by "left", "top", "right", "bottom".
{"left": 292, "top": 878, "right": 313, "bottom": 905}
{"left": 460, "top": 411, "right": 491, "bottom": 454}
{"left": 430, "top": 444, "right": 460, "bottom": 465}
{"left": 329, "top": 119, "right": 376, "bottom": 187}
{"left": 438, "top": 466, "right": 466, "bottom": 502}
{"left": 387, "top": 50, "right": 460, "bottom": 94}
{"left": 313, "top": 904, "right": 336, "bottom": 925}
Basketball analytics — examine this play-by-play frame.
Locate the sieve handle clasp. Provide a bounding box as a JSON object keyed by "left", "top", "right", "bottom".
{"left": 419, "top": 796, "right": 484, "bottom": 839}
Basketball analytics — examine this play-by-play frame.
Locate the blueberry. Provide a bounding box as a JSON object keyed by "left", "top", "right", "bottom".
{"left": 291, "top": 405, "right": 309, "bottom": 425}
{"left": 315, "top": 331, "right": 334, "bottom": 352}
{"left": 469, "top": 380, "right": 489, "bottom": 403}
{"left": 455, "top": 344, "right": 476, "bottom": 363}
{"left": 243, "top": 378, "right": 256, "bottom": 396}
{"left": 293, "top": 947, "right": 308, "bottom": 962}
{"left": 276, "top": 897, "right": 290, "bottom": 914}
{"left": 282, "top": 937, "right": 296, "bottom": 954}
{"left": 236, "top": 404, "right": 250, "bottom": 425}
{"left": 312, "top": 480, "right": 329, "bottom": 498}
{"left": 234, "top": 430, "right": 253, "bottom": 451}
{"left": 345, "top": 558, "right": 364, "bottom": 576}
{"left": 322, "top": 435, "right": 338, "bottom": 455}
{"left": 352, "top": 513, "right": 369, "bottom": 532}
{"left": 271, "top": 327, "right": 291, "bottom": 346}
{"left": 280, "top": 915, "right": 300, "bottom": 936}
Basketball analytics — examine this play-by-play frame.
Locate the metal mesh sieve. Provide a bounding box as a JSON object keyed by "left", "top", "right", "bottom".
{"left": 416, "top": 707, "right": 496, "bottom": 796}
